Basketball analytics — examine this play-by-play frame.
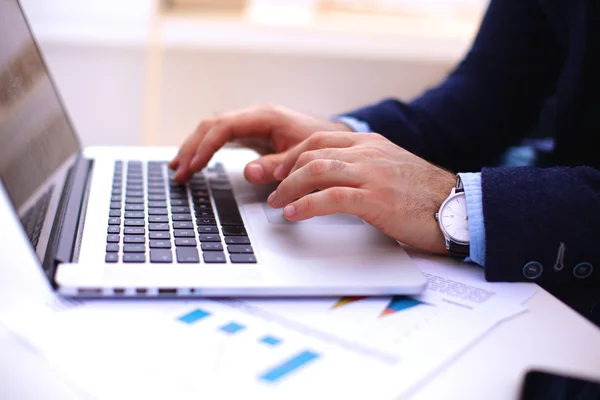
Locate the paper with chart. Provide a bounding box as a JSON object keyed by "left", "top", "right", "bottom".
{"left": 0, "top": 252, "right": 537, "bottom": 400}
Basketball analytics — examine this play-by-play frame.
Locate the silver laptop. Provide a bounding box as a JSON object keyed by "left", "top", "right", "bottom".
{"left": 0, "top": 0, "right": 426, "bottom": 298}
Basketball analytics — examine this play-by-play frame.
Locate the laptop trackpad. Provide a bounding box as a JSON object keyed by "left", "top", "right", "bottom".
{"left": 262, "top": 204, "right": 363, "bottom": 225}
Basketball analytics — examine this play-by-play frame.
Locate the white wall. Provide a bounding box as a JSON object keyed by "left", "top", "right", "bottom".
{"left": 23, "top": 0, "right": 473, "bottom": 147}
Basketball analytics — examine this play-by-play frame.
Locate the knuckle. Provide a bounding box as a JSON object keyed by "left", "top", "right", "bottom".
{"left": 308, "top": 159, "right": 328, "bottom": 176}
{"left": 329, "top": 188, "right": 346, "bottom": 204}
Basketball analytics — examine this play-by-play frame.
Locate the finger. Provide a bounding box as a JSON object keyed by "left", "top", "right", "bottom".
{"left": 174, "top": 119, "right": 214, "bottom": 182}
{"left": 275, "top": 132, "right": 358, "bottom": 180}
{"left": 268, "top": 159, "right": 361, "bottom": 208}
{"left": 244, "top": 152, "right": 288, "bottom": 184}
{"left": 288, "top": 147, "right": 360, "bottom": 176}
{"left": 282, "top": 187, "right": 368, "bottom": 221}
{"left": 169, "top": 154, "right": 180, "bottom": 170}
{"left": 189, "top": 107, "right": 277, "bottom": 172}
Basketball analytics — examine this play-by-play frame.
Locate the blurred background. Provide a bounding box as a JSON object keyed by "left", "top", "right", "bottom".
{"left": 19, "top": 0, "right": 488, "bottom": 147}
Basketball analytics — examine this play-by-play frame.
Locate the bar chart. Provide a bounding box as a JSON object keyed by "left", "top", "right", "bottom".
{"left": 176, "top": 307, "right": 321, "bottom": 385}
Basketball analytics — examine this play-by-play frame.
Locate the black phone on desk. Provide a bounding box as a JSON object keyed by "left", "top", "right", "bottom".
{"left": 519, "top": 369, "right": 600, "bottom": 400}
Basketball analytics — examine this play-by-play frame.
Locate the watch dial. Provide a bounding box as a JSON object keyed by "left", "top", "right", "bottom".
{"left": 440, "top": 194, "right": 469, "bottom": 243}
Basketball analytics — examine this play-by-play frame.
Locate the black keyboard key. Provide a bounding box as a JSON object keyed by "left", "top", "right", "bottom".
{"left": 201, "top": 242, "right": 223, "bottom": 251}
{"left": 150, "top": 249, "right": 173, "bottom": 263}
{"left": 149, "top": 223, "right": 170, "bottom": 231}
{"left": 124, "top": 244, "right": 145, "bottom": 253}
{"left": 148, "top": 182, "right": 166, "bottom": 188}
{"left": 199, "top": 234, "right": 221, "bottom": 242}
{"left": 105, "top": 253, "right": 119, "bottom": 263}
{"left": 217, "top": 213, "right": 243, "bottom": 226}
{"left": 148, "top": 194, "right": 166, "bottom": 201}
{"left": 176, "top": 247, "right": 200, "bottom": 263}
{"left": 125, "top": 211, "right": 144, "bottom": 219}
{"left": 127, "top": 184, "right": 144, "bottom": 191}
{"left": 230, "top": 254, "right": 257, "bottom": 264}
{"left": 126, "top": 197, "right": 144, "bottom": 204}
{"left": 194, "top": 204, "right": 212, "bottom": 211}
{"left": 170, "top": 199, "right": 188, "bottom": 206}
{"left": 125, "top": 204, "right": 144, "bottom": 211}
{"left": 169, "top": 192, "right": 186, "bottom": 199}
{"left": 172, "top": 214, "right": 192, "bottom": 221}
{"left": 196, "top": 218, "right": 216, "bottom": 225}
{"left": 150, "top": 231, "right": 170, "bottom": 240}
{"left": 124, "top": 235, "right": 145, "bottom": 244}
{"left": 107, "top": 226, "right": 120, "bottom": 234}
{"left": 227, "top": 244, "right": 254, "bottom": 254}
{"left": 150, "top": 240, "right": 171, "bottom": 249}
{"left": 148, "top": 201, "right": 167, "bottom": 208}
{"left": 149, "top": 215, "right": 169, "bottom": 223}
{"left": 221, "top": 226, "right": 247, "bottom": 236}
{"left": 148, "top": 208, "right": 168, "bottom": 215}
{"left": 125, "top": 219, "right": 145, "bottom": 227}
{"left": 198, "top": 226, "right": 218, "bottom": 234}
{"left": 175, "top": 238, "right": 197, "bottom": 247}
{"left": 148, "top": 187, "right": 166, "bottom": 194}
{"left": 203, "top": 252, "right": 226, "bottom": 263}
{"left": 171, "top": 206, "right": 191, "bottom": 214}
{"left": 124, "top": 227, "right": 145, "bottom": 235}
{"left": 225, "top": 236, "right": 250, "bottom": 245}
{"left": 107, "top": 234, "right": 120, "bottom": 243}
{"left": 108, "top": 217, "right": 121, "bottom": 225}
{"left": 109, "top": 202, "right": 121, "bottom": 209}
{"left": 109, "top": 210, "right": 121, "bottom": 217}
{"left": 112, "top": 189, "right": 122, "bottom": 196}
{"left": 174, "top": 229, "right": 194, "bottom": 238}
{"left": 173, "top": 221, "right": 193, "bottom": 229}
{"left": 126, "top": 191, "right": 144, "bottom": 197}
{"left": 123, "top": 253, "right": 146, "bottom": 263}
{"left": 106, "top": 243, "right": 119, "bottom": 252}
{"left": 111, "top": 195, "right": 121, "bottom": 202}
{"left": 195, "top": 210, "right": 214, "bottom": 218}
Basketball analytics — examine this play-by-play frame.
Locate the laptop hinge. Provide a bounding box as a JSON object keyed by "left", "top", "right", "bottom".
{"left": 44, "top": 156, "right": 94, "bottom": 282}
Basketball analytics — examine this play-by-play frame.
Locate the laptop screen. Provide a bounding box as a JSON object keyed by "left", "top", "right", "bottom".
{"left": 0, "top": 0, "right": 80, "bottom": 213}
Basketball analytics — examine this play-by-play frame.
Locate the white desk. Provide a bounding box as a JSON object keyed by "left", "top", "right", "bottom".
{"left": 1, "top": 265, "right": 599, "bottom": 400}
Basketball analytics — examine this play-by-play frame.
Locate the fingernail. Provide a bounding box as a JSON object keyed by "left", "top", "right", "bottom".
{"left": 274, "top": 165, "right": 284, "bottom": 180}
{"left": 248, "top": 163, "right": 264, "bottom": 181}
{"left": 267, "top": 191, "right": 277, "bottom": 205}
{"left": 283, "top": 204, "right": 296, "bottom": 218}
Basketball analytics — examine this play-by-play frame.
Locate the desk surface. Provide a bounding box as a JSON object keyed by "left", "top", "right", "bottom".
{"left": 1, "top": 266, "right": 599, "bottom": 400}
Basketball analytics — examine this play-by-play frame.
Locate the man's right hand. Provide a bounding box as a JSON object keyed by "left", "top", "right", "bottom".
{"left": 169, "top": 104, "right": 353, "bottom": 184}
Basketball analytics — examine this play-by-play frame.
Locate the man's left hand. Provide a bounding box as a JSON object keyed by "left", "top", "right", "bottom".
{"left": 267, "top": 131, "right": 457, "bottom": 255}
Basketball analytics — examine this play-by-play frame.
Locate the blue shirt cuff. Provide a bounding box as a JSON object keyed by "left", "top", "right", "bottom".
{"left": 457, "top": 172, "right": 486, "bottom": 267}
{"left": 330, "top": 116, "right": 372, "bottom": 133}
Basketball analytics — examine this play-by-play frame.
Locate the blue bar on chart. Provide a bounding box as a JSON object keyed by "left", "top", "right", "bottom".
{"left": 178, "top": 308, "right": 211, "bottom": 324}
{"left": 259, "top": 335, "right": 282, "bottom": 347}
{"left": 219, "top": 321, "right": 246, "bottom": 334}
{"left": 259, "top": 350, "right": 320, "bottom": 383}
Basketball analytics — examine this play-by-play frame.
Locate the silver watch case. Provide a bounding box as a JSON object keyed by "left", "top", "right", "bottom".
{"left": 435, "top": 188, "right": 470, "bottom": 247}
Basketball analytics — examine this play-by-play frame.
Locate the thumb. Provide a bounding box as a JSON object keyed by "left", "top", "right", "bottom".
{"left": 244, "top": 152, "right": 288, "bottom": 184}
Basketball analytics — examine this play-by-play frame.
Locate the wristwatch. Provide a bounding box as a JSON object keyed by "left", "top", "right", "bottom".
{"left": 435, "top": 176, "right": 470, "bottom": 258}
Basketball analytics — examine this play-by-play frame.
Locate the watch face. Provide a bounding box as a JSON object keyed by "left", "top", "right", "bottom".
{"left": 439, "top": 193, "right": 470, "bottom": 244}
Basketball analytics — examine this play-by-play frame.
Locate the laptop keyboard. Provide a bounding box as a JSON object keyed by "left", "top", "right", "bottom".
{"left": 105, "top": 160, "right": 256, "bottom": 264}
{"left": 21, "top": 185, "right": 54, "bottom": 249}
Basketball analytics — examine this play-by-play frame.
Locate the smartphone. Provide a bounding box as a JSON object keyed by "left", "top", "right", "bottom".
{"left": 520, "top": 369, "right": 600, "bottom": 400}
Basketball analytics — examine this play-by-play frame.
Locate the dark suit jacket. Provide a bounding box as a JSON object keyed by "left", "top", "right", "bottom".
{"left": 343, "top": 0, "right": 600, "bottom": 316}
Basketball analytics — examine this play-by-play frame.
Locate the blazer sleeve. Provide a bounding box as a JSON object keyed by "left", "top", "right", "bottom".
{"left": 482, "top": 166, "right": 600, "bottom": 289}
{"left": 343, "top": 0, "right": 563, "bottom": 173}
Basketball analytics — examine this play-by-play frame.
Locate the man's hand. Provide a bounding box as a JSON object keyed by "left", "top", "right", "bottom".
{"left": 169, "top": 104, "right": 352, "bottom": 183}
{"left": 267, "top": 131, "right": 457, "bottom": 254}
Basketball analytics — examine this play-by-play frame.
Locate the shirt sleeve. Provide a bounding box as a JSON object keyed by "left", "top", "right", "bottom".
{"left": 457, "top": 172, "right": 486, "bottom": 267}
{"left": 330, "top": 116, "right": 372, "bottom": 133}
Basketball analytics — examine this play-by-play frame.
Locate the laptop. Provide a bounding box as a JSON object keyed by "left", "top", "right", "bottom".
{"left": 0, "top": 0, "right": 426, "bottom": 297}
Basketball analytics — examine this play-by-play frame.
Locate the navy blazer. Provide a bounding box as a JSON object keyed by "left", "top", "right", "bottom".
{"left": 344, "top": 0, "right": 600, "bottom": 294}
